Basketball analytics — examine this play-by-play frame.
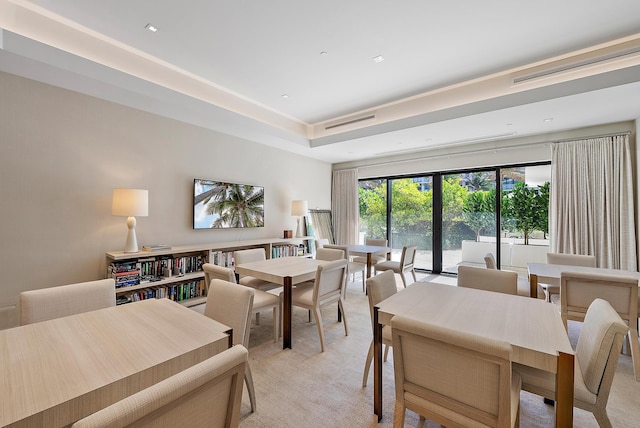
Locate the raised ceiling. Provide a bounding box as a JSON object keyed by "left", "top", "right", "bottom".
{"left": 1, "top": 0, "right": 640, "bottom": 163}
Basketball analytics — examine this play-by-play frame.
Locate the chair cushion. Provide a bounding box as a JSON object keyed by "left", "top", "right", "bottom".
{"left": 252, "top": 289, "right": 279, "bottom": 310}
{"left": 291, "top": 283, "right": 315, "bottom": 306}
{"left": 375, "top": 260, "right": 400, "bottom": 272}
{"left": 239, "top": 276, "right": 278, "bottom": 290}
{"left": 353, "top": 255, "right": 386, "bottom": 265}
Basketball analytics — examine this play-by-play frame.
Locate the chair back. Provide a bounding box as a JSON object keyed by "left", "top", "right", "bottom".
{"left": 547, "top": 252, "right": 596, "bottom": 267}
{"left": 399, "top": 245, "right": 417, "bottom": 271}
{"left": 366, "top": 238, "right": 388, "bottom": 247}
{"left": 19, "top": 279, "right": 116, "bottom": 325}
{"left": 391, "top": 315, "right": 516, "bottom": 427}
{"left": 202, "top": 264, "right": 237, "bottom": 294}
{"left": 234, "top": 248, "right": 266, "bottom": 264}
{"left": 457, "top": 265, "right": 518, "bottom": 295}
{"left": 204, "top": 279, "right": 254, "bottom": 347}
{"left": 560, "top": 271, "right": 637, "bottom": 330}
{"left": 366, "top": 271, "right": 397, "bottom": 329}
{"left": 313, "top": 259, "right": 348, "bottom": 303}
{"left": 575, "top": 298, "right": 628, "bottom": 396}
{"left": 484, "top": 253, "right": 497, "bottom": 269}
{"left": 71, "top": 345, "right": 248, "bottom": 428}
{"left": 315, "top": 247, "right": 346, "bottom": 261}
{"left": 315, "top": 238, "right": 330, "bottom": 251}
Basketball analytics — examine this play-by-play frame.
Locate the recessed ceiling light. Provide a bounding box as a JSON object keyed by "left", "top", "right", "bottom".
{"left": 373, "top": 55, "right": 385, "bottom": 63}
{"left": 320, "top": 51, "right": 328, "bottom": 56}
{"left": 281, "top": 94, "right": 289, "bottom": 99}
{"left": 144, "top": 23, "right": 158, "bottom": 32}
{"left": 543, "top": 118, "right": 554, "bottom": 122}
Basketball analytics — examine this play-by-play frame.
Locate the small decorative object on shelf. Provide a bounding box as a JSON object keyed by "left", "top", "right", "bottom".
{"left": 283, "top": 230, "right": 293, "bottom": 239}
{"left": 142, "top": 244, "right": 172, "bottom": 252}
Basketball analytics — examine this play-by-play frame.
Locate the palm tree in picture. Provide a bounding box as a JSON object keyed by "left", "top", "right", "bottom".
{"left": 206, "top": 184, "right": 264, "bottom": 228}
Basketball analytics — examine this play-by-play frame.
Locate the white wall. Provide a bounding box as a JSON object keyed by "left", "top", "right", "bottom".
{"left": 0, "top": 71, "right": 331, "bottom": 328}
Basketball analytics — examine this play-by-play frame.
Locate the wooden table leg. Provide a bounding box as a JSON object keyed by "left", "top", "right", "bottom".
{"left": 530, "top": 273, "right": 538, "bottom": 299}
{"left": 367, "top": 253, "right": 373, "bottom": 279}
{"left": 374, "top": 306, "right": 382, "bottom": 421}
{"left": 283, "top": 276, "right": 292, "bottom": 349}
{"left": 555, "top": 351, "right": 574, "bottom": 427}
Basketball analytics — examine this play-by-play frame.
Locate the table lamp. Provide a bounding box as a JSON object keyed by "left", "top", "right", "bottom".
{"left": 291, "top": 200, "right": 308, "bottom": 238}
{"left": 112, "top": 188, "right": 148, "bottom": 253}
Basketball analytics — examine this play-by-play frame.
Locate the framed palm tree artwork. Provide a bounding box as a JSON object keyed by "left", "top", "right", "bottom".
{"left": 193, "top": 179, "right": 264, "bottom": 229}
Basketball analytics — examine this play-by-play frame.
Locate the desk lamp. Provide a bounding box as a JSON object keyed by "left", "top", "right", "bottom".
{"left": 112, "top": 188, "right": 148, "bottom": 253}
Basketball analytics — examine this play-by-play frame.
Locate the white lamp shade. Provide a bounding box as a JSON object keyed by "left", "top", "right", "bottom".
{"left": 112, "top": 189, "right": 149, "bottom": 217}
{"left": 291, "top": 200, "right": 308, "bottom": 217}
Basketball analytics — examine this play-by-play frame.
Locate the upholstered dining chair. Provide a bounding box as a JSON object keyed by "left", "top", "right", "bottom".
{"left": 71, "top": 344, "right": 248, "bottom": 428}
{"left": 233, "top": 248, "right": 279, "bottom": 291}
{"left": 484, "top": 252, "right": 541, "bottom": 298}
{"left": 203, "top": 263, "right": 280, "bottom": 342}
{"left": 291, "top": 259, "right": 349, "bottom": 352}
{"left": 362, "top": 270, "right": 397, "bottom": 387}
{"left": 544, "top": 252, "right": 596, "bottom": 302}
{"left": 374, "top": 245, "right": 417, "bottom": 288}
{"left": 391, "top": 315, "right": 521, "bottom": 427}
{"left": 19, "top": 278, "right": 116, "bottom": 325}
{"left": 514, "top": 298, "right": 628, "bottom": 428}
{"left": 560, "top": 271, "right": 639, "bottom": 381}
{"left": 325, "top": 244, "right": 367, "bottom": 293}
{"left": 314, "top": 238, "right": 330, "bottom": 251}
{"left": 352, "top": 238, "right": 388, "bottom": 267}
{"left": 457, "top": 265, "right": 518, "bottom": 295}
{"left": 204, "top": 279, "right": 257, "bottom": 412}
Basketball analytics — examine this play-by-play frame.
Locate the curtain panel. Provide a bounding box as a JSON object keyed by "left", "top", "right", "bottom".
{"left": 550, "top": 135, "right": 636, "bottom": 270}
{"left": 331, "top": 169, "right": 359, "bottom": 245}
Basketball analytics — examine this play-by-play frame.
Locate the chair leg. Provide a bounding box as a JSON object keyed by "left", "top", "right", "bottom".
{"left": 362, "top": 340, "right": 374, "bottom": 387}
{"left": 312, "top": 307, "right": 325, "bottom": 352}
{"left": 362, "top": 272, "right": 366, "bottom": 292}
{"left": 411, "top": 268, "right": 417, "bottom": 283}
{"left": 255, "top": 312, "right": 260, "bottom": 325}
{"left": 399, "top": 271, "right": 408, "bottom": 288}
{"left": 628, "top": 327, "right": 640, "bottom": 381}
{"left": 593, "top": 407, "right": 612, "bottom": 428}
{"left": 272, "top": 306, "right": 278, "bottom": 343}
{"left": 338, "top": 299, "right": 348, "bottom": 336}
{"left": 383, "top": 344, "right": 390, "bottom": 362}
{"left": 393, "top": 402, "right": 406, "bottom": 428}
{"left": 244, "top": 363, "right": 256, "bottom": 413}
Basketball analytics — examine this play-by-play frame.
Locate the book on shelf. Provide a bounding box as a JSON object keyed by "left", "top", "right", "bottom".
{"left": 141, "top": 244, "right": 172, "bottom": 252}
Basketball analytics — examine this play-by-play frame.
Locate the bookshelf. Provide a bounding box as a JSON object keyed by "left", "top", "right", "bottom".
{"left": 106, "top": 237, "right": 314, "bottom": 307}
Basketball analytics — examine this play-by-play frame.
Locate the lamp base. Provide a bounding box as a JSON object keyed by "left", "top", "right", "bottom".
{"left": 295, "top": 216, "right": 304, "bottom": 238}
{"left": 124, "top": 216, "right": 139, "bottom": 253}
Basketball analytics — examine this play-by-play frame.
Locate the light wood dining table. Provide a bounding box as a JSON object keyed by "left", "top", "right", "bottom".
{"left": 373, "top": 282, "right": 575, "bottom": 427}
{"left": 235, "top": 256, "right": 330, "bottom": 349}
{"left": 0, "top": 298, "right": 230, "bottom": 428}
{"left": 344, "top": 244, "right": 391, "bottom": 279}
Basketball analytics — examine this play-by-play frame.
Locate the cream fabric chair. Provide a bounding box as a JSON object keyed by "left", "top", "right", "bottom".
{"left": 391, "top": 315, "right": 521, "bottom": 428}
{"left": 19, "top": 278, "right": 116, "bottom": 325}
{"left": 233, "top": 248, "right": 279, "bottom": 291}
{"left": 314, "top": 238, "right": 330, "bottom": 251}
{"left": 374, "top": 245, "right": 417, "bottom": 288}
{"left": 291, "top": 259, "right": 349, "bottom": 352}
{"left": 71, "top": 344, "right": 248, "bottom": 428}
{"left": 352, "top": 238, "right": 388, "bottom": 267}
{"left": 484, "top": 252, "right": 541, "bottom": 298}
{"left": 514, "top": 298, "right": 628, "bottom": 428}
{"left": 362, "top": 270, "right": 397, "bottom": 387}
{"left": 560, "top": 271, "right": 639, "bottom": 381}
{"left": 204, "top": 279, "right": 257, "bottom": 412}
{"left": 203, "top": 263, "right": 280, "bottom": 343}
{"left": 544, "top": 252, "right": 596, "bottom": 302}
{"left": 325, "top": 244, "right": 367, "bottom": 292}
{"left": 484, "top": 252, "right": 497, "bottom": 269}
{"left": 458, "top": 265, "right": 518, "bottom": 295}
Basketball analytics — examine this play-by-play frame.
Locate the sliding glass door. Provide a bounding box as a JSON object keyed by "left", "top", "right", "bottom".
{"left": 441, "top": 171, "right": 496, "bottom": 274}
{"left": 358, "top": 179, "right": 387, "bottom": 243}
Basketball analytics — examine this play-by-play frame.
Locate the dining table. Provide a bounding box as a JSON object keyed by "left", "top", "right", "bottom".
{"left": 344, "top": 244, "right": 391, "bottom": 278}
{"left": 0, "top": 298, "right": 231, "bottom": 428}
{"left": 235, "top": 256, "right": 330, "bottom": 349}
{"left": 373, "top": 282, "right": 575, "bottom": 427}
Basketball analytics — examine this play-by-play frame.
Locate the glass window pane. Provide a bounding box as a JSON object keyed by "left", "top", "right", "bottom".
{"left": 442, "top": 171, "right": 496, "bottom": 274}
{"left": 389, "top": 177, "right": 433, "bottom": 271}
{"left": 358, "top": 179, "right": 387, "bottom": 243}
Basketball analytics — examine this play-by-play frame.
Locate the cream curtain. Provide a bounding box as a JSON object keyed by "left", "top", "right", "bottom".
{"left": 550, "top": 134, "right": 636, "bottom": 270}
{"left": 331, "top": 168, "right": 359, "bottom": 245}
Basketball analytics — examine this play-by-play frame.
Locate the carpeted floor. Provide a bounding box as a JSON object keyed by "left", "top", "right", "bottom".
{"left": 202, "top": 273, "right": 640, "bottom": 427}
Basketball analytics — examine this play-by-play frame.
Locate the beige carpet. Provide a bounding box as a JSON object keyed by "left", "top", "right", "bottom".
{"left": 208, "top": 273, "right": 640, "bottom": 427}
